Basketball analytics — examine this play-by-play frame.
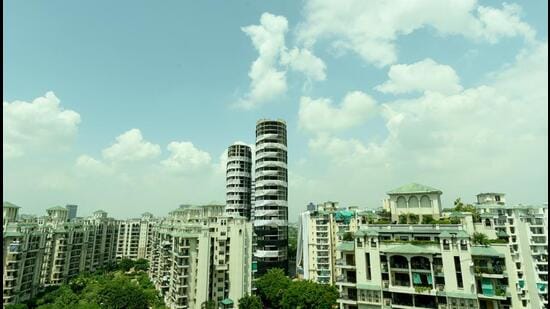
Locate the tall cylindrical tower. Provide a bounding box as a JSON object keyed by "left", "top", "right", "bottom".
{"left": 225, "top": 143, "right": 253, "bottom": 220}
{"left": 253, "top": 119, "right": 288, "bottom": 274}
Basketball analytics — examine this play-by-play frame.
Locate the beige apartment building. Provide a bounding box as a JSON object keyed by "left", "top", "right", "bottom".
{"left": 148, "top": 204, "right": 253, "bottom": 309}
{"left": 297, "top": 183, "right": 548, "bottom": 309}
{"left": 2, "top": 203, "right": 119, "bottom": 306}
{"left": 116, "top": 212, "right": 156, "bottom": 260}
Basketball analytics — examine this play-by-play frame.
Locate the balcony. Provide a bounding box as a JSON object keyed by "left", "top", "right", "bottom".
{"left": 335, "top": 258, "right": 356, "bottom": 269}
{"left": 474, "top": 266, "right": 507, "bottom": 278}
{"left": 336, "top": 274, "right": 356, "bottom": 285}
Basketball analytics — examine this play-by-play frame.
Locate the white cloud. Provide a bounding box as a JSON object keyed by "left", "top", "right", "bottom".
{"left": 75, "top": 155, "right": 113, "bottom": 176}
{"left": 299, "top": 91, "right": 377, "bottom": 133}
{"left": 280, "top": 47, "right": 326, "bottom": 81}
{"left": 161, "top": 141, "right": 212, "bottom": 174}
{"left": 102, "top": 129, "right": 161, "bottom": 162}
{"left": 3, "top": 91, "right": 81, "bottom": 159}
{"left": 238, "top": 13, "right": 326, "bottom": 109}
{"left": 238, "top": 13, "right": 289, "bottom": 109}
{"left": 297, "top": 0, "right": 536, "bottom": 66}
{"left": 375, "top": 58, "right": 463, "bottom": 95}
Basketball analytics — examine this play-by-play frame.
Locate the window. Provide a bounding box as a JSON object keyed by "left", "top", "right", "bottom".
{"left": 397, "top": 197, "right": 407, "bottom": 208}
{"left": 420, "top": 196, "right": 431, "bottom": 208}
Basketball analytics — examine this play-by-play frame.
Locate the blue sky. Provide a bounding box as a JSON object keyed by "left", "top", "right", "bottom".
{"left": 3, "top": 0, "right": 548, "bottom": 220}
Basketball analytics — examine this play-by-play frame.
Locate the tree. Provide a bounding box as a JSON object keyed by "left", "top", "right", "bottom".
{"left": 238, "top": 294, "right": 262, "bottom": 309}
{"left": 398, "top": 214, "right": 408, "bottom": 224}
{"left": 118, "top": 258, "right": 135, "bottom": 272}
{"left": 5, "top": 305, "right": 27, "bottom": 309}
{"left": 421, "top": 215, "right": 434, "bottom": 224}
{"left": 256, "top": 268, "right": 291, "bottom": 308}
{"left": 472, "top": 232, "right": 490, "bottom": 246}
{"left": 134, "top": 258, "right": 149, "bottom": 272}
{"left": 280, "top": 280, "right": 338, "bottom": 309}
{"left": 201, "top": 300, "right": 217, "bottom": 309}
{"left": 342, "top": 232, "right": 354, "bottom": 241}
{"left": 408, "top": 214, "right": 419, "bottom": 224}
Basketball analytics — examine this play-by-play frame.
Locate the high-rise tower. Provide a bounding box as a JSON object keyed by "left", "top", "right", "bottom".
{"left": 225, "top": 143, "right": 253, "bottom": 220}
{"left": 253, "top": 119, "right": 288, "bottom": 274}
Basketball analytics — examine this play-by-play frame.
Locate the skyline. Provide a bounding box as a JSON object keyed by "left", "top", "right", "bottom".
{"left": 3, "top": 0, "right": 548, "bottom": 220}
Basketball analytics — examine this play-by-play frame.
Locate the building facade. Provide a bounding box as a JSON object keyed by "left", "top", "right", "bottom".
{"left": 2, "top": 204, "right": 119, "bottom": 306}
{"left": 148, "top": 205, "right": 253, "bottom": 309}
{"left": 116, "top": 213, "right": 156, "bottom": 260}
{"left": 225, "top": 143, "right": 253, "bottom": 220}
{"left": 253, "top": 119, "right": 288, "bottom": 275}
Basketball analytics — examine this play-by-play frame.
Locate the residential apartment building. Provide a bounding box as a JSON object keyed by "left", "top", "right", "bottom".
{"left": 330, "top": 184, "right": 548, "bottom": 309}
{"left": 472, "top": 193, "right": 548, "bottom": 308}
{"left": 148, "top": 205, "right": 253, "bottom": 309}
{"left": 253, "top": 119, "right": 289, "bottom": 275}
{"left": 225, "top": 143, "right": 253, "bottom": 220}
{"left": 296, "top": 201, "right": 371, "bottom": 284}
{"left": 2, "top": 203, "right": 119, "bottom": 306}
{"left": 116, "top": 212, "right": 156, "bottom": 260}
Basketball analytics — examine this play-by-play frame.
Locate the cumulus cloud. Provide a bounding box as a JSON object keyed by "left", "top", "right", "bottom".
{"left": 3, "top": 91, "right": 81, "bottom": 159}
{"left": 307, "top": 41, "right": 547, "bottom": 180}
{"left": 280, "top": 48, "right": 326, "bottom": 81}
{"left": 238, "top": 13, "right": 326, "bottom": 109}
{"left": 161, "top": 141, "right": 212, "bottom": 174}
{"left": 297, "top": 0, "right": 536, "bottom": 66}
{"left": 102, "top": 129, "right": 161, "bottom": 162}
{"left": 299, "top": 91, "right": 377, "bottom": 133}
{"left": 375, "top": 58, "right": 463, "bottom": 95}
{"left": 75, "top": 155, "right": 113, "bottom": 176}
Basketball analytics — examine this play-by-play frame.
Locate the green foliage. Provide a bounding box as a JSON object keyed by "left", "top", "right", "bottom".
{"left": 454, "top": 198, "right": 481, "bottom": 222}
{"left": 201, "top": 300, "right": 217, "bottom": 309}
{"left": 238, "top": 294, "right": 262, "bottom": 309}
{"left": 118, "top": 258, "right": 135, "bottom": 272}
{"left": 489, "top": 238, "right": 508, "bottom": 243}
{"left": 421, "top": 215, "right": 434, "bottom": 224}
{"left": 280, "top": 280, "right": 338, "bottom": 309}
{"left": 134, "top": 258, "right": 149, "bottom": 272}
{"left": 5, "top": 305, "right": 28, "bottom": 309}
{"left": 414, "top": 286, "right": 432, "bottom": 293}
{"left": 408, "top": 214, "right": 419, "bottom": 224}
{"left": 256, "top": 268, "right": 291, "bottom": 308}
{"left": 342, "top": 232, "right": 354, "bottom": 241}
{"left": 256, "top": 269, "right": 338, "bottom": 309}
{"left": 288, "top": 226, "right": 298, "bottom": 263}
{"left": 29, "top": 268, "right": 165, "bottom": 309}
{"left": 375, "top": 219, "right": 390, "bottom": 224}
{"left": 472, "top": 232, "right": 490, "bottom": 245}
{"left": 398, "top": 214, "right": 408, "bottom": 224}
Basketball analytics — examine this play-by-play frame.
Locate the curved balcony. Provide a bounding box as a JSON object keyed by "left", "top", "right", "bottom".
{"left": 255, "top": 160, "right": 287, "bottom": 169}
{"left": 256, "top": 142, "right": 287, "bottom": 152}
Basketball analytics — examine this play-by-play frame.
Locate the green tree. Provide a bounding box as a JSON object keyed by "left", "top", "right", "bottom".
{"left": 256, "top": 268, "right": 291, "bottom": 308}
{"left": 201, "top": 300, "right": 217, "bottom": 309}
{"left": 238, "top": 294, "right": 262, "bottom": 309}
{"left": 408, "top": 214, "right": 419, "bottom": 224}
{"left": 280, "top": 280, "right": 338, "bottom": 309}
{"left": 5, "top": 305, "right": 27, "bottom": 309}
{"left": 398, "top": 214, "right": 408, "bottom": 224}
{"left": 97, "top": 278, "right": 149, "bottom": 309}
{"left": 421, "top": 215, "right": 434, "bottom": 224}
{"left": 134, "top": 258, "right": 149, "bottom": 272}
{"left": 472, "top": 232, "right": 490, "bottom": 246}
{"left": 342, "top": 232, "right": 354, "bottom": 241}
{"left": 118, "top": 258, "right": 135, "bottom": 272}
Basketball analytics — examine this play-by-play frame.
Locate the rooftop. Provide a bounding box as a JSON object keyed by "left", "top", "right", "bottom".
{"left": 471, "top": 246, "right": 505, "bottom": 257}
{"left": 3, "top": 201, "right": 21, "bottom": 209}
{"left": 382, "top": 243, "right": 439, "bottom": 254}
{"left": 387, "top": 183, "right": 442, "bottom": 195}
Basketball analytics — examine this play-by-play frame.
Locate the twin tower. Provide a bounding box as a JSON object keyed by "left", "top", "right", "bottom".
{"left": 225, "top": 119, "right": 288, "bottom": 275}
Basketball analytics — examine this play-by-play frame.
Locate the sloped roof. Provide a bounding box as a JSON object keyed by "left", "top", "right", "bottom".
{"left": 47, "top": 206, "right": 67, "bottom": 211}
{"left": 3, "top": 202, "right": 20, "bottom": 209}
{"left": 382, "top": 243, "right": 439, "bottom": 254}
{"left": 387, "top": 183, "right": 442, "bottom": 195}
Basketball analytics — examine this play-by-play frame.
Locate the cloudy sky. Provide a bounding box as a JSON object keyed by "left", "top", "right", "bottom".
{"left": 3, "top": 0, "right": 548, "bottom": 221}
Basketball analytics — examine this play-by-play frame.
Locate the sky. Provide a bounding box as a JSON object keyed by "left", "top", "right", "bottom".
{"left": 3, "top": 0, "right": 548, "bottom": 221}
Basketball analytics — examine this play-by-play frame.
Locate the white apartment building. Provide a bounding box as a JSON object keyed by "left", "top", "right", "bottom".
{"left": 2, "top": 204, "right": 119, "bottom": 306}
{"left": 384, "top": 183, "right": 444, "bottom": 223}
{"left": 116, "top": 212, "right": 156, "bottom": 260}
{"left": 148, "top": 205, "right": 253, "bottom": 309}
{"left": 471, "top": 193, "right": 548, "bottom": 308}
{"left": 296, "top": 201, "right": 373, "bottom": 284}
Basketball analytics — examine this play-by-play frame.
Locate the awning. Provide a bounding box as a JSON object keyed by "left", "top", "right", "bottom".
{"left": 482, "top": 278, "right": 494, "bottom": 296}
{"left": 413, "top": 273, "right": 421, "bottom": 284}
